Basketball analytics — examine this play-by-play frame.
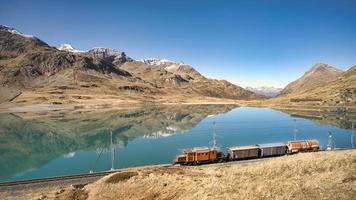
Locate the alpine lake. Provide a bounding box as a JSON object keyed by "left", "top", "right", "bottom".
{"left": 0, "top": 105, "right": 355, "bottom": 182}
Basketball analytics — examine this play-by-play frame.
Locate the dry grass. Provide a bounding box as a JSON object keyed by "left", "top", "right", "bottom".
{"left": 105, "top": 172, "right": 138, "bottom": 184}
{"left": 85, "top": 150, "right": 356, "bottom": 200}
{"left": 2, "top": 150, "right": 355, "bottom": 200}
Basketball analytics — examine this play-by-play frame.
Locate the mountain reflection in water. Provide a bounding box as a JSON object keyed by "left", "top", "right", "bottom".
{"left": 0, "top": 105, "right": 354, "bottom": 182}
{"left": 0, "top": 105, "right": 235, "bottom": 181}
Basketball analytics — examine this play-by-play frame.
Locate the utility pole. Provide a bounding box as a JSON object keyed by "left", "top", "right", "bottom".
{"left": 212, "top": 121, "right": 217, "bottom": 149}
{"left": 293, "top": 119, "right": 298, "bottom": 141}
{"left": 327, "top": 129, "right": 333, "bottom": 151}
{"left": 110, "top": 129, "right": 115, "bottom": 171}
{"left": 352, "top": 120, "right": 354, "bottom": 149}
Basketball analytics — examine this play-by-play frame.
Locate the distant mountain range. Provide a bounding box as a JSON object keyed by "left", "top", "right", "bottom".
{"left": 0, "top": 25, "right": 261, "bottom": 104}
{"left": 245, "top": 86, "right": 282, "bottom": 97}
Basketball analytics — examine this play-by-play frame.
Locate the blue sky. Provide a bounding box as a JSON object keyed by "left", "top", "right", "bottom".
{"left": 1, "top": 0, "right": 355, "bottom": 87}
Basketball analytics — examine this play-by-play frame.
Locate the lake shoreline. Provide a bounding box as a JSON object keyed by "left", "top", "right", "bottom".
{"left": 1, "top": 100, "right": 355, "bottom": 113}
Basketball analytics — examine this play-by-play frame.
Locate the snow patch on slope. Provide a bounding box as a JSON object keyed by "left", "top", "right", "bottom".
{"left": 140, "top": 58, "right": 175, "bottom": 66}
{"left": 0, "top": 25, "right": 34, "bottom": 38}
{"left": 140, "top": 58, "right": 189, "bottom": 72}
{"left": 57, "top": 43, "right": 84, "bottom": 53}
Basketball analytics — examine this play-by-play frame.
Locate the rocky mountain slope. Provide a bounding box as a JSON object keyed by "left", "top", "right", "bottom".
{"left": 272, "top": 66, "right": 355, "bottom": 107}
{"left": 246, "top": 86, "right": 282, "bottom": 97}
{"left": 88, "top": 47, "right": 133, "bottom": 65}
{"left": 0, "top": 25, "right": 260, "bottom": 105}
{"left": 280, "top": 63, "right": 343, "bottom": 95}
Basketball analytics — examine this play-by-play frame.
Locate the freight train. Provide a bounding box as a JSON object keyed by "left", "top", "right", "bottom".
{"left": 173, "top": 139, "right": 320, "bottom": 165}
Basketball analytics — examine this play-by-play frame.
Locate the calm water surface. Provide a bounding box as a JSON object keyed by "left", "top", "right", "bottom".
{"left": 0, "top": 105, "right": 354, "bottom": 182}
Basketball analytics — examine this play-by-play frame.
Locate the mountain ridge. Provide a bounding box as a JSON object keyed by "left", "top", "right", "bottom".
{"left": 271, "top": 65, "right": 355, "bottom": 108}
{"left": 0, "top": 25, "right": 261, "bottom": 105}
{"left": 280, "top": 63, "right": 343, "bottom": 95}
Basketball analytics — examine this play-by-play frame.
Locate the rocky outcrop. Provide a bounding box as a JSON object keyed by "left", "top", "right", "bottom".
{"left": 88, "top": 47, "right": 132, "bottom": 65}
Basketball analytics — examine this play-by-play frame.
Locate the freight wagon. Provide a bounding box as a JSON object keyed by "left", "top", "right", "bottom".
{"left": 173, "top": 139, "right": 320, "bottom": 165}
{"left": 227, "top": 145, "right": 259, "bottom": 160}
{"left": 258, "top": 143, "right": 286, "bottom": 157}
{"left": 286, "top": 140, "right": 320, "bottom": 154}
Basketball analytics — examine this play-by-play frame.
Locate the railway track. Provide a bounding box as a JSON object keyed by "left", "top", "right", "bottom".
{"left": 0, "top": 148, "right": 353, "bottom": 188}
{"left": 0, "top": 164, "right": 171, "bottom": 188}
{"left": 0, "top": 170, "right": 116, "bottom": 187}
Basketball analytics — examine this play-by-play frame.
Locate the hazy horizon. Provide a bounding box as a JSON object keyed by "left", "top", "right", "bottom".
{"left": 1, "top": 0, "right": 355, "bottom": 88}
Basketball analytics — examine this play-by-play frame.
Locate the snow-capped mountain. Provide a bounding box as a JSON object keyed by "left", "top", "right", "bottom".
{"left": 0, "top": 25, "right": 34, "bottom": 38}
{"left": 245, "top": 86, "right": 282, "bottom": 97}
{"left": 0, "top": 24, "right": 262, "bottom": 103}
{"left": 139, "top": 58, "right": 202, "bottom": 81}
{"left": 141, "top": 58, "right": 171, "bottom": 65}
{"left": 56, "top": 43, "right": 84, "bottom": 53}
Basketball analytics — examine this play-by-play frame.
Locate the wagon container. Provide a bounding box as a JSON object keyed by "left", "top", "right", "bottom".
{"left": 286, "top": 139, "right": 320, "bottom": 154}
{"left": 228, "top": 145, "right": 259, "bottom": 160}
{"left": 257, "top": 143, "right": 287, "bottom": 157}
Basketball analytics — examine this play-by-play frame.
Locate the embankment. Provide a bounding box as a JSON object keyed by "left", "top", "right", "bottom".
{"left": 1, "top": 149, "right": 355, "bottom": 200}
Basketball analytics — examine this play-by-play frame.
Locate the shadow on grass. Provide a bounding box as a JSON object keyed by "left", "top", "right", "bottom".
{"left": 106, "top": 171, "right": 139, "bottom": 184}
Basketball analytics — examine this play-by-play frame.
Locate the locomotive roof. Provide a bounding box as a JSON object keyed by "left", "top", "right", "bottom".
{"left": 183, "top": 147, "right": 217, "bottom": 153}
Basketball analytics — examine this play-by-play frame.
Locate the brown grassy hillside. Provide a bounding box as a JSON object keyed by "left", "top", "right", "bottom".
{"left": 280, "top": 63, "right": 343, "bottom": 95}
{"left": 270, "top": 66, "right": 356, "bottom": 108}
